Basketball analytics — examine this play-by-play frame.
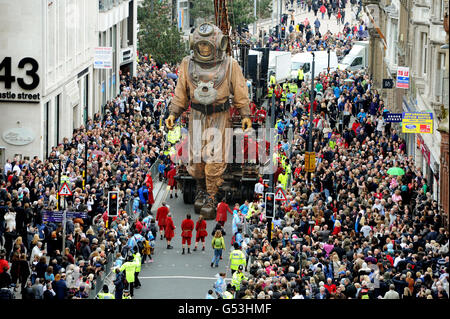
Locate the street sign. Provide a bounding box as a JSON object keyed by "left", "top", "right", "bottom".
{"left": 274, "top": 187, "right": 287, "bottom": 201}
{"left": 396, "top": 66, "right": 410, "bottom": 89}
{"left": 402, "top": 112, "right": 433, "bottom": 134}
{"left": 58, "top": 182, "right": 72, "bottom": 196}
{"left": 305, "top": 151, "right": 315, "bottom": 173}
{"left": 383, "top": 112, "right": 403, "bottom": 123}
{"left": 382, "top": 78, "right": 394, "bottom": 89}
{"left": 41, "top": 211, "right": 88, "bottom": 223}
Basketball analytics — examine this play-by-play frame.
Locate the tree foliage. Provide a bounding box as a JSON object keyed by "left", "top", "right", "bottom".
{"left": 189, "top": 0, "right": 272, "bottom": 30}
{"left": 138, "top": 0, "right": 188, "bottom": 65}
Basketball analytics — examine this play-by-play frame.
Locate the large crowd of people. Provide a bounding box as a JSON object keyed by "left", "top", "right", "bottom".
{"left": 218, "top": 63, "right": 449, "bottom": 299}
{"left": 209, "top": 0, "right": 449, "bottom": 300}
{"left": 0, "top": 57, "right": 178, "bottom": 299}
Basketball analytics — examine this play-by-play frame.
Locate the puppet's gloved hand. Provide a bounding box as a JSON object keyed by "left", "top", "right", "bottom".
{"left": 165, "top": 115, "right": 176, "bottom": 130}
{"left": 242, "top": 117, "right": 252, "bottom": 132}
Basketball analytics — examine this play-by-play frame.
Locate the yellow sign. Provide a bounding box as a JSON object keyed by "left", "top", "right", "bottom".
{"left": 402, "top": 112, "right": 433, "bottom": 134}
{"left": 305, "top": 151, "right": 315, "bottom": 173}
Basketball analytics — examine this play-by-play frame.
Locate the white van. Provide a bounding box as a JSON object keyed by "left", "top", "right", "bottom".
{"left": 337, "top": 41, "right": 369, "bottom": 72}
{"left": 290, "top": 50, "right": 338, "bottom": 81}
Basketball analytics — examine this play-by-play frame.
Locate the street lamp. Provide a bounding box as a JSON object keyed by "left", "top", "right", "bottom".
{"left": 327, "top": 48, "right": 331, "bottom": 75}
{"left": 307, "top": 53, "right": 315, "bottom": 183}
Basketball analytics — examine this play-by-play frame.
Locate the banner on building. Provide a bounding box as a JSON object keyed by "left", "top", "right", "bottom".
{"left": 305, "top": 151, "right": 315, "bottom": 173}
{"left": 94, "top": 47, "right": 113, "bottom": 69}
{"left": 402, "top": 112, "right": 433, "bottom": 134}
{"left": 396, "top": 66, "right": 410, "bottom": 89}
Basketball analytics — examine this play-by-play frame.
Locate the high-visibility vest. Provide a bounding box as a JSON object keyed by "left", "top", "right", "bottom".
{"left": 289, "top": 83, "right": 298, "bottom": 94}
{"left": 168, "top": 126, "right": 181, "bottom": 144}
{"left": 97, "top": 292, "right": 115, "bottom": 299}
{"left": 223, "top": 291, "right": 234, "bottom": 299}
{"left": 278, "top": 173, "right": 288, "bottom": 190}
{"left": 273, "top": 152, "right": 278, "bottom": 165}
{"left": 61, "top": 175, "right": 70, "bottom": 184}
{"left": 163, "top": 150, "right": 170, "bottom": 156}
{"left": 229, "top": 249, "right": 246, "bottom": 270}
{"left": 282, "top": 83, "right": 289, "bottom": 91}
{"left": 122, "top": 294, "right": 132, "bottom": 299}
{"left": 267, "top": 87, "right": 273, "bottom": 97}
{"left": 168, "top": 146, "right": 176, "bottom": 157}
{"left": 298, "top": 68, "right": 304, "bottom": 80}
{"left": 231, "top": 272, "right": 247, "bottom": 291}
{"left": 133, "top": 252, "right": 142, "bottom": 273}
{"left": 120, "top": 261, "right": 137, "bottom": 283}
{"left": 281, "top": 92, "right": 287, "bottom": 102}
{"left": 269, "top": 75, "right": 276, "bottom": 86}
{"left": 246, "top": 203, "right": 254, "bottom": 220}
{"left": 286, "top": 164, "right": 291, "bottom": 175}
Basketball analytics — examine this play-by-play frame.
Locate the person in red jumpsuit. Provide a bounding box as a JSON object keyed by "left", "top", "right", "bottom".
{"left": 165, "top": 212, "right": 176, "bottom": 249}
{"left": 181, "top": 213, "right": 195, "bottom": 254}
{"left": 167, "top": 166, "right": 178, "bottom": 199}
{"left": 145, "top": 173, "right": 155, "bottom": 211}
{"left": 255, "top": 107, "right": 266, "bottom": 125}
{"left": 156, "top": 202, "right": 169, "bottom": 240}
{"left": 194, "top": 215, "right": 208, "bottom": 251}
{"left": 216, "top": 198, "right": 233, "bottom": 227}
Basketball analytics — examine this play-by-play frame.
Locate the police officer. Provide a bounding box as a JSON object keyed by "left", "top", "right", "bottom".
{"left": 229, "top": 242, "right": 246, "bottom": 275}
{"left": 96, "top": 285, "right": 115, "bottom": 299}
{"left": 231, "top": 265, "right": 248, "bottom": 292}
{"left": 267, "top": 85, "right": 274, "bottom": 99}
{"left": 269, "top": 73, "right": 276, "bottom": 87}
{"left": 222, "top": 284, "right": 235, "bottom": 299}
{"left": 297, "top": 66, "right": 304, "bottom": 87}
{"left": 133, "top": 250, "right": 142, "bottom": 289}
{"left": 278, "top": 169, "right": 288, "bottom": 190}
{"left": 122, "top": 289, "right": 132, "bottom": 299}
{"left": 119, "top": 253, "right": 137, "bottom": 297}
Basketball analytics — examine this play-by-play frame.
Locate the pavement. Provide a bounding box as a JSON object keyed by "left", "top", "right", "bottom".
{"left": 132, "top": 183, "right": 234, "bottom": 299}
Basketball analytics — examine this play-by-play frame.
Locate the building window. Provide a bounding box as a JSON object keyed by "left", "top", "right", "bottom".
{"left": 421, "top": 32, "right": 428, "bottom": 76}
{"left": 436, "top": 53, "right": 446, "bottom": 102}
{"left": 392, "top": 21, "right": 398, "bottom": 65}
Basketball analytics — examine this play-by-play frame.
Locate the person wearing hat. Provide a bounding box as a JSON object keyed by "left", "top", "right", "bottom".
{"left": 165, "top": 212, "right": 176, "bottom": 249}
{"left": 122, "top": 289, "right": 132, "bottom": 299}
{"left": 181, "top": 213, "right": 194, "bottom": 254}
{"left": 96, "top": 284, "right": 115, "bottom": 299}
{"left": 119, "top": 253, "right": 138, "bottom": 297}
{"left": 113, "top": 268, "right": 124, "bottom": 300}
{"left": 156, "top": 202, "right": 169, "bottom": 240}
{"left": 222, "top": 284, "right": 235, "bottom": 299}
{"left": 229, "top": 242, "right": 246, "bottom": 275}
{"left": 231, "top": 264, "right": 248, "bottom": 292}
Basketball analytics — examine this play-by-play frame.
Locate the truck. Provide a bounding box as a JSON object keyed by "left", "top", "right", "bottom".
{"left": 173, "top": 105, "right": 272, "bottom": 219}
{"left": 337, "top": 41, "right": 369, "bottom": 72}
{"left": 290, "top": 50, "right": 338, "bottom": 82}
{"left": 268, "top": 51, "right": 292, "bottom": 84}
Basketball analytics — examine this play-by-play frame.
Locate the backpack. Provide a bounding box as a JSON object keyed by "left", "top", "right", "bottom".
{"left": 135, "top": 237, "right": 144, "bottom": 253}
